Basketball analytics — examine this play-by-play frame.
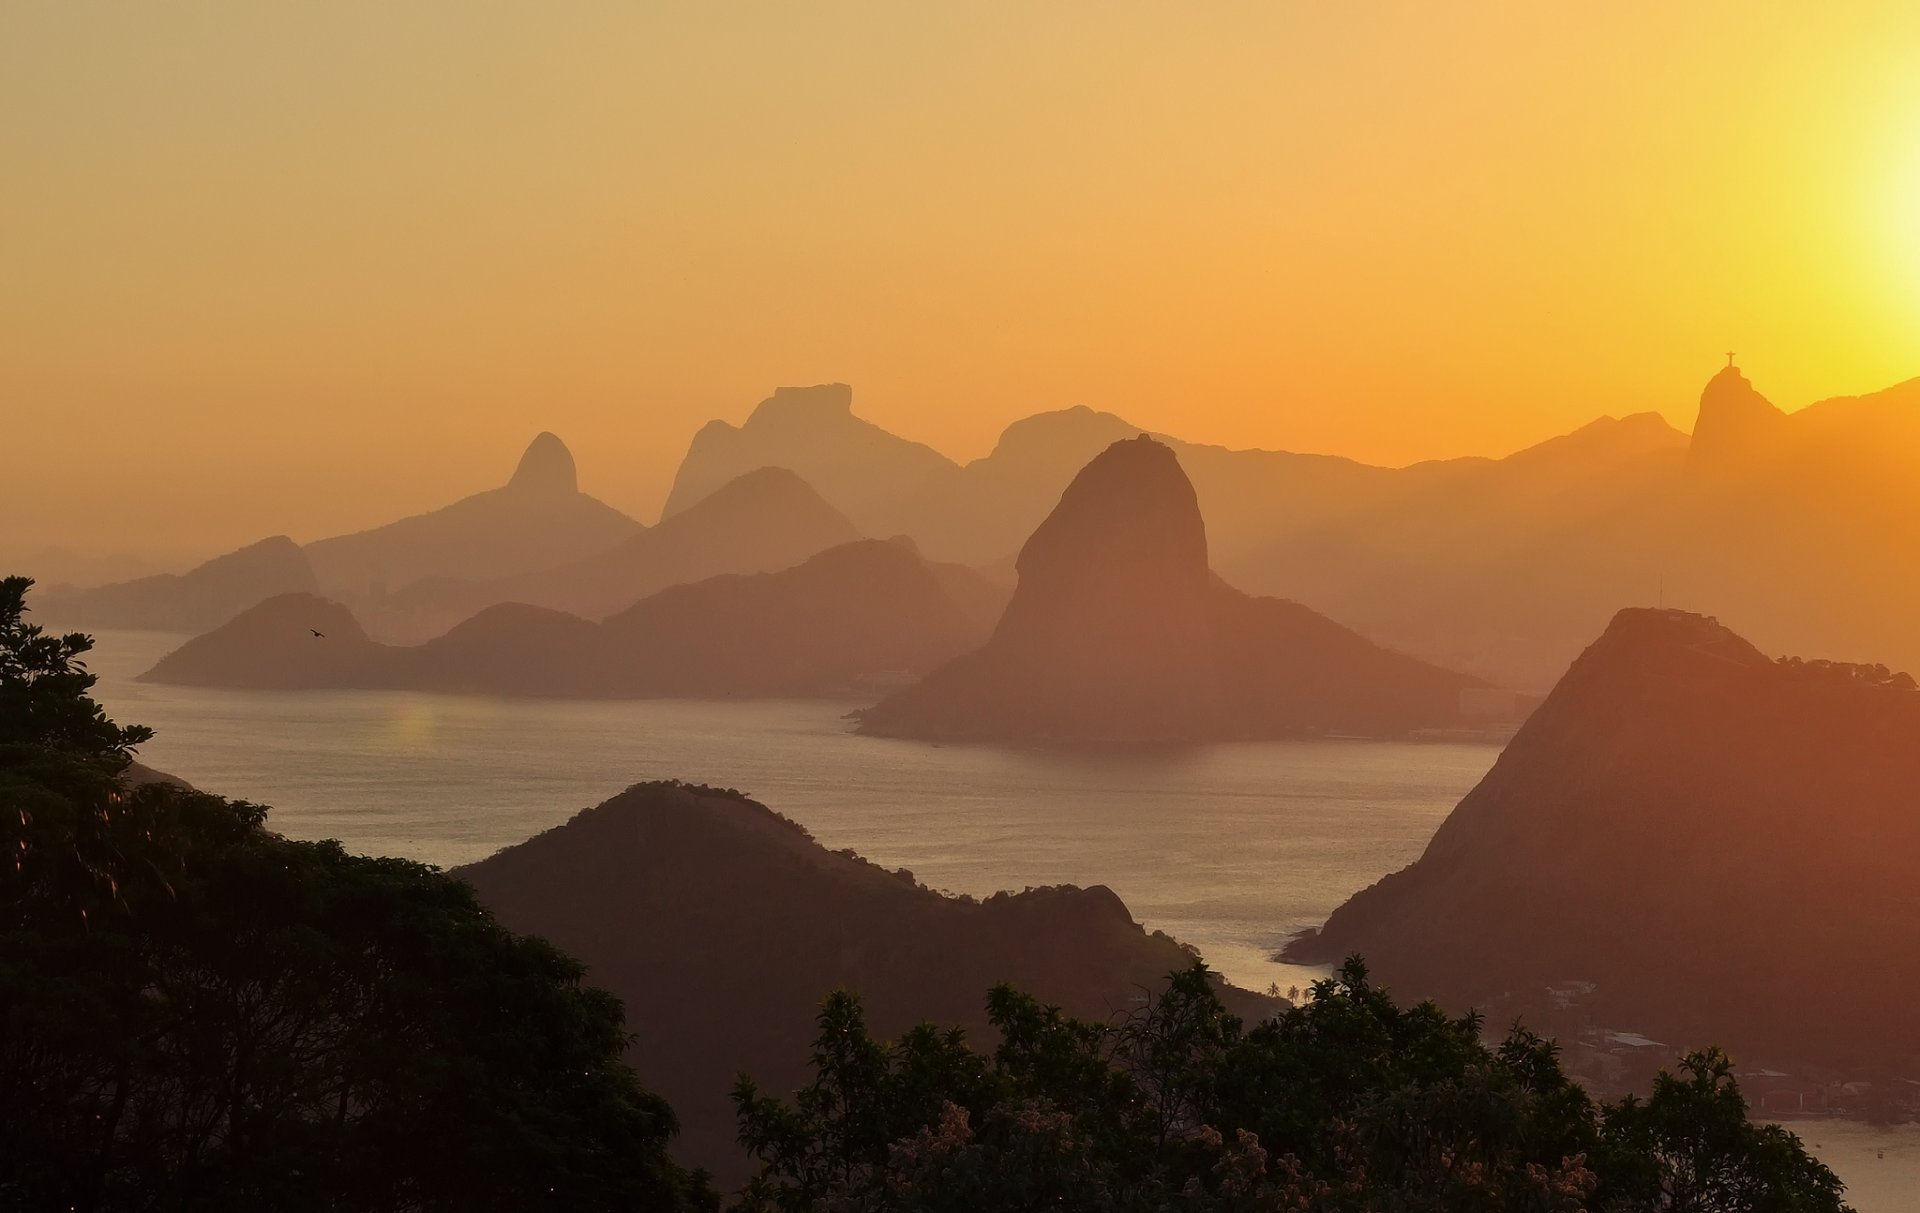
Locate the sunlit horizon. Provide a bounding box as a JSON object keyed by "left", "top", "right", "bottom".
{"left": 7, "top": 2, "right": 1920, "bottom": 557}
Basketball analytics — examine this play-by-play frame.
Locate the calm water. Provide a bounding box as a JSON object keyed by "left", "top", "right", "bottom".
{"left": 83, "top": 630, "right": 1487, "bottom": 992}
{"left": 77, "top": 629, "right": 1918, "bottom": 1207}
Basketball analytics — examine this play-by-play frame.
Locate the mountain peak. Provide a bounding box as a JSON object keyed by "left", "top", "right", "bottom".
{"left": 746, "top": 383, "right": 855, "bottom": 429}
{"left": 1688, "top": 364, "right": 1784, "bottom": 465}
{"left": 1013, "top": 435, "right": 1209, "bottom": 595}
{"left": 1571, "top": 607, "right": 1771, "bottom": 679}
{"left": 508, "top": 432, "right": 578, "bottom": 495}
{"left": 858, "top": 434, "right": 1482, "bottom": 744}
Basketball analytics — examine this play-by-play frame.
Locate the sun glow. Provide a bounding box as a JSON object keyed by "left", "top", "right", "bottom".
{"left": 1895, "top": 137, "right": 1920, "bottom": 304}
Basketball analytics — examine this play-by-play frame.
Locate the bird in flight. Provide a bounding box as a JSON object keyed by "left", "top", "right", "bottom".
{"left": 310, "top": 629, "right": 326, "bottom": 639}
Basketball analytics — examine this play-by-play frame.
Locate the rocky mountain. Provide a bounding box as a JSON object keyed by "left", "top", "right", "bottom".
{"left": 1287, "top": 607, "right": 1920, "bottom": 1076}
{"left": 304, "top": 431, "right": 642, "bottom": 602}
{"left": 361, "top": 465, "right": 867, "bottom": 641}
{"left": 662, "top": 385, "right": 1694, "bottom": 688}
{"left": 662, "top": 384, "right": 962, "bottom": 537}
{"left": 1661, "top": 369, "right": 1920, "bottom": 675}
{"left": 141, "top": 539, "right": 1003, "bottom": 698}
{"left": 515, "top": 466, "right": 865, "bottom": 621}
{"left": 32, "top": 536, "right": 320, "bottom": 633}
{"left": 592, "top": 537, "right": 1002, "bottom": 696}
{"left": 457, "top": 781, "right": 1274, "bottom": 1182}
{"left": 857, "top": 437, "right": 1491, "bottom": 744}
{"left": 1686, "top": 363, "right": 1787, "bottom": 467}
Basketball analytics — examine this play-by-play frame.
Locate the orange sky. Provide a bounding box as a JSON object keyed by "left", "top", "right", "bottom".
{"left": 5, "top": 2, "right": 1920, "bottom": 562}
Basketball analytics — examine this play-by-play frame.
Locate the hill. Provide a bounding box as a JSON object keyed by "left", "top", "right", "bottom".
{"left": 305, "top": 431, "right": 642, "bottom": 604}
{"left": 662, "top": 383, "right": 962, "bottom": 537}
{"left": 31, "top": 536, "right": 319, "bottom": 633}
{"left": 141, "top": 539, "right": 1003, "bottom": 697}
{"left": 857, "top": 436, "right": 1491, "bottom": 743}
{"left": 512, "top": 465, "right": 866, "bottom": 621}
{"left": 456, "top": 781, "right": 1274, "bottom": 1182}
{"left": 661, "top": 385, "right": 1693, "bottom": 688}
{"left": 1288, "top": 607, "right": 1920, "bottom": 1079}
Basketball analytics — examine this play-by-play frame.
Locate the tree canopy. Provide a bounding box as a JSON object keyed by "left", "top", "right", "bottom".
{"left": 736, "top": 961, "right": 1850, "bottom": 1212}
{"left": 0, "top": 576, "right": 714, "bottom": 1212}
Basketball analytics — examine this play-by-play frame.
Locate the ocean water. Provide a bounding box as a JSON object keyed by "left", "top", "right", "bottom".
{"left": 75, "top": 629, "right": 1918, "bottom": 1207}
{"left": 81, "top": 630, "right": 1491, "bottom": 993}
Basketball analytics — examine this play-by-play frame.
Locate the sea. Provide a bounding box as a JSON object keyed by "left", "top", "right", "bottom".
{"left": 76, "top": 628, "right": 1918, "bottom": 1207}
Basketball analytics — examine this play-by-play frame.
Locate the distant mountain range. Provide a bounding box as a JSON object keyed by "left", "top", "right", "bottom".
{"left": 35, "top": 435, "right": 869, "bottom": 645}
{"left": 142, "top": 539, "right": 1005, "bottom": 698}
{"left": 365, "top": 464, "right": 866, "bottom": 640}
{"left": 457, "top": 781, "right": 1274, "bottom": 1182}
{"left": 35, "top": 364, "right": 1920, "bottom": 696}
{"left": 859, "top": 436, "right": 1494, "bottom": 744}
{"left": 666, "top": 369, "right": 1920, "bottom": 690}
{"left": 34, "top": 536, "right": 320, "bottom": 633}
{"left": 303, "top": 431, "right": 643, "bottom": 600}
{"left": 1287, "top": 606, "right": 1920, "bottom": 1079}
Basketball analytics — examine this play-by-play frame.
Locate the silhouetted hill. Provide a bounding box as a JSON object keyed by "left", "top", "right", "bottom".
{"left": 663, "top": 384, "right": 962, "bottom": 537}
{"left": 497, "top": 466, "right": 866, "bottom": 622}
{"left": 457, "top": 781, "right": 1274, "bottom": 1182}
{"left": 305, "top": 432, "right": 641, "bottom": 604}
{"left": 595, "top": 538, "right": 1001, "bottom": 695}
{"left": 661, "top": 385, "right": 1697, "bottom": 687}
{"left": 1686, "top": 364, "right": 1786, "bottom": 467}
{"left": 1662, "top": 369, "right": 1920, "bottom": 675}
{"left": 142, "top": 540, "right": 1000, "bottom": 698}
{"left": 34, "top": 537, "right": 319, "bottom": 633}
{"left": 1230, "top": 410, "right": 1689, "bottom": 691}
{"left": 140, "top": 593, "right": 394, "bottom": 689}
{"left": 1288, "top": 607, "right": 1920, "bottom": 1076}
{"left": 858, "top": 437, "right": 1489, "bottom": 743}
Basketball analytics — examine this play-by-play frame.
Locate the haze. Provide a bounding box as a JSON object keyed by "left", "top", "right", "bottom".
{"left": 7, "top": 1, "right": 1920, "bottom": 559}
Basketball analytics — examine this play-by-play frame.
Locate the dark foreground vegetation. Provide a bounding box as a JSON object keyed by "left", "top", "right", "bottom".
{"left": 736, "top": 966, "right": 1847, "bottom": 1212}
{"left": 1, "top": 577, "right": 1850, "bottom": 1210}
{"left": 0, "top": 578, "right": 713, "bottom": 1211}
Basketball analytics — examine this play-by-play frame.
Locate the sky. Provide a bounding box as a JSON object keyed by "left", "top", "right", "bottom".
{"left": 6, "top": 1, "right": 1920, "bottom": 562}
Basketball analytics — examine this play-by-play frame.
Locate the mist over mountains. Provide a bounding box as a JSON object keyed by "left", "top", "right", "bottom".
{"left": 144, "top": 538, "right": 1003, "bottom": 698}
{"left": 666, "top": 369, "right": 1920, "bottom": 691}
{"left": 39, "top": 362, "right": 1920, "bottom": 704}
{"left": 858, "top": 436, "right": 1490, "bottom": 743}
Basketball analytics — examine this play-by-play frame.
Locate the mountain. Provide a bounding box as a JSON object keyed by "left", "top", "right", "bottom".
{"left": 32, "top": 536, "right": 319, "bottom": 633}
{"left": 364, "top": 465, "right": 867, "bottom": 639}
{"left": 593, "top": 537, "right": 1002, "bottom": 695}
{"left": 1686, "top": 363, "right": 1787, "bottom": 467}
{"left": 516, "top": 466, "right": 866, "bottom": 621}
{"left": 304, "top": 432, "right": 642, "bottom": 602}
{"left": 456, "top": 781, "right": 1274, "bottom": 1181}
{"left": 1226, "top": 410, "right": 1689, "bottom": 690}
{"left": 1660, "top": 369, "right": 1920, "bottom": 674}
{"left": 662, "top": 384, "right": 962, "bottom": 537}
{"left": 140, "top": 593, "right": 386, "bottom": 689}
{"left": 660, "top": 385, "right": 1693, "bottom": 687}
{"left": 1288, "top": 607, "right": 1920, "bottom": 1077}
{"left": 141, "top": 539, "right": 1003, "bottom": 697}
{"left": 857, "top": 437, "right": 1492, "bottom": 744}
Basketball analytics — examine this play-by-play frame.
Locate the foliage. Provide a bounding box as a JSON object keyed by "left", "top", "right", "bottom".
{"left": 735, "top": 961, "right": 1849, "bottom": 1212}
{"left": 0, "top": 577, "right": 714, "bottom": 1212}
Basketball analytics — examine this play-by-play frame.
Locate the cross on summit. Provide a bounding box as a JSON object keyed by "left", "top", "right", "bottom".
{"left": 1725, "top": 351, "right": 1736, "bottom": 368}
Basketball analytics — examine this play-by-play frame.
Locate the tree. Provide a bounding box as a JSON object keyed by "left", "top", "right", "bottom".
{"left": 0, "top": 577, "right": 714, "bottom": 1211}
{"left": 1599, "top": 1048, "right": 1847, "bottom": 1212}
{"left": 735, "top": 958, "right": 1850, "bottom": 1212}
